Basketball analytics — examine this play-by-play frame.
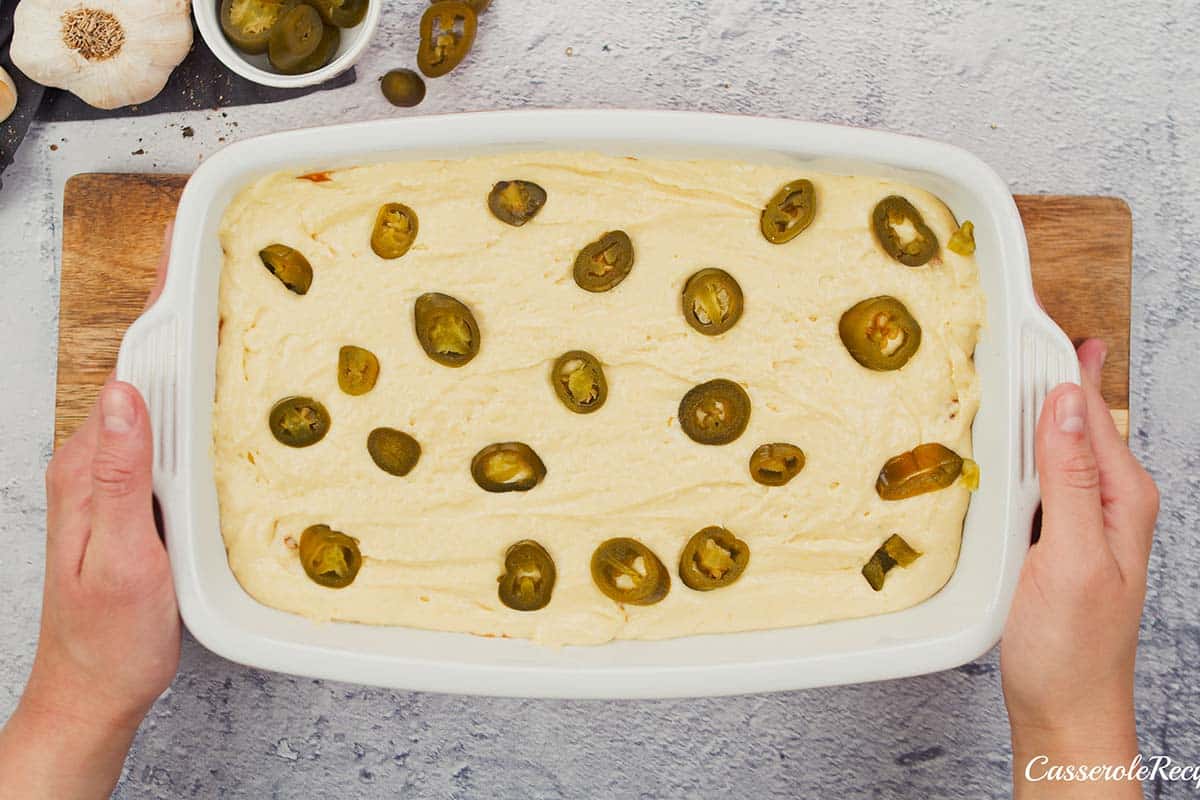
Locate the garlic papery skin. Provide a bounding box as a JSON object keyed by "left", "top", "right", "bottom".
{"left": 0, "top": 67, "right": 16, "bottom": 122}
{"left": 10, "top": 0, "right": 193, "bottom": 110}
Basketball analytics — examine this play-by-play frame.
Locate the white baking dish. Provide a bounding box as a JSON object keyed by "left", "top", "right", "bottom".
{"left": 116, "top": 110, "right": 1078, "bottom": 698}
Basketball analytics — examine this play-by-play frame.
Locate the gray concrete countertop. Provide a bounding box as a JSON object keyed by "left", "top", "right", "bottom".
{"left": 1, "top": 1, "right": 1196, "bottom": 797}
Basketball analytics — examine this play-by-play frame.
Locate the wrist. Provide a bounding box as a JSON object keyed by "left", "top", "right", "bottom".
{"left": 1012, "top": 713, "right": 1139, "bottom": 762}
{"left": 22, "top": 653, "right": 151, "bottom": 736}
{"left": 1007, "top": 684, "right": 1137, "bottom": 752}
{"left": 16, "top": 685, "right": 142, "bottom": 746}
{"left": 1005, "top": 668, "right": 1137, "bottom": 746}
{"left": 1011, "top": 706, "right": 1141, "bottom": 798}
{"left": 1, "top": 692, "right": 138, "bottom": 800}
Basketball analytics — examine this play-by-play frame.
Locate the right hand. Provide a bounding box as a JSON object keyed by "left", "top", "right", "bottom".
{"left": 1001, "top": 339, "right": 1158, "bottom": 797}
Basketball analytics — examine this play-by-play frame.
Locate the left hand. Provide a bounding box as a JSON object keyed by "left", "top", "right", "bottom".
{"left": 27, "top": 377, "right": 181, "bottom": 728}
{"left": 0, "top": 230, "right": 180, "bottom": 799}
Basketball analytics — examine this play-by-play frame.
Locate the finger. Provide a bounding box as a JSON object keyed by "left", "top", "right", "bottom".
{"left": 143, "top": 221, "right": 173, "bottom": 311}
{"left": 44, "top": 402, "right": 104, "bottom": 576}
{"left": 84, "top": 382, "right": 161, "bottom": 568}
{"left": 1077, "top": 339, "right": 1158, "bottom": 563}
{"left": 1077, "top": 340, "right": 1130, "bottom": 476}
{"left": 1035, "top": 382, "right": 1107, "bottom": 558}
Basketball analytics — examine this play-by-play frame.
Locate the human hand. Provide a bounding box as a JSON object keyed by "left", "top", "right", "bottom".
{"left": 1001, "top": 339, "right": 1158, "bottom": 797}
{"left": 0, "top": 234, "right": 180, "bottom": 799}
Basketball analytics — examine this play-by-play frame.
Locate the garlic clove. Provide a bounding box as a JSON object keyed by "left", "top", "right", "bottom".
{"left": 10, "top": 0, "right": 192, "bottom": 111}
{"left": 0, "top": 67, "right": 16, "bottom": 123}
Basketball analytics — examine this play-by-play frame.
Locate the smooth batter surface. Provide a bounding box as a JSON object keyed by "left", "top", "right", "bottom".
{"left": 213, "top": 152, "right": 984, "bottom": 646}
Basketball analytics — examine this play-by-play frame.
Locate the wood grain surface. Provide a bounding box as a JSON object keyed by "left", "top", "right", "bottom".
{"left": 54, "top": 174, "right": 1132, "bottom": 445}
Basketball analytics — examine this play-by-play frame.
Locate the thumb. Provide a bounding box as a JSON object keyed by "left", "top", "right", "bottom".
{"left": 90, "top": 382, "right": 156, "bottom": 547}
{"left": 1035, "top": 383, "right": 1105, "bottom": 553}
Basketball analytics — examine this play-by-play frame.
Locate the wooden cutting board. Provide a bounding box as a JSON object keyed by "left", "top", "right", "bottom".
{"left": 54, "top": 174, "right": 1132, "bottom": 445}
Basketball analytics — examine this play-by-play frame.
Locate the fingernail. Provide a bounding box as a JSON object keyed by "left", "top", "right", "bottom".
{"left": 1055, "top": 386, "right": 1086, "bottom": 434}
{"left": 101, "top": 385, "right": 135, "bottom": 434}
{"left": 1099, "top": 343, "right": 1109, "bottom": 369}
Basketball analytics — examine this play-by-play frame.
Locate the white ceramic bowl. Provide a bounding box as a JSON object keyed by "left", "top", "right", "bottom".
{"left": 193, "top": 0, "right": 379, "bottom": 88}
{"left": 117, "top": 110, "right": 1079, "bottom": 698}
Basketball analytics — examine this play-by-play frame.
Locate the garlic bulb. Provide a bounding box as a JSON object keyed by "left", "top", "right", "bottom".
{"left": 0, "top": 67, "right": 16, "bottom": 123}
{"left": 10, "top": 0, "right": 193, "bottom": 110}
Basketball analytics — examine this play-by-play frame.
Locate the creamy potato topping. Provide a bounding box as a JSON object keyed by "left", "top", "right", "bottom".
{"left": 213, "top": 152, "right": 984, "bottom": 645}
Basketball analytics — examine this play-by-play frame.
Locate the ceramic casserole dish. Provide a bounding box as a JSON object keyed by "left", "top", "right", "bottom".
{"left": 116, "top": 110, "right": 1079, "bottom": 698}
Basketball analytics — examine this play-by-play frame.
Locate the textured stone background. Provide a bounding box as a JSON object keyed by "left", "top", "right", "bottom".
{"left": 1, "top": 0, "right": 1197, "bottom": 797}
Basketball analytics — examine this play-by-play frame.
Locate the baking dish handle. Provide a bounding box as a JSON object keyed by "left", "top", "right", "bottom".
{"left": 115, "top": 305, "right": 183, "bottom": 487}
{"left": 1015, "top": 311, "right": 1081, "bottom": 513}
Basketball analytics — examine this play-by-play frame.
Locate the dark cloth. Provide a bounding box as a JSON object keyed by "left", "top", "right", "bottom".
{"left": 0, "top": 0, "right": 355, "bottom": 187}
